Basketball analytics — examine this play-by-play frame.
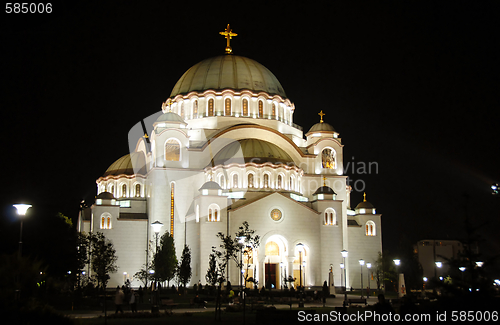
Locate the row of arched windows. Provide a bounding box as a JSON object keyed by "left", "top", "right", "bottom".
{"left": 215, "top": 172, "right": 300, "bottom": 191}
{"left": 102, "top": 183, "right": 143, "bottom": 198}
{"left": 172, "top": 97, "right": 291, "bottom": 122}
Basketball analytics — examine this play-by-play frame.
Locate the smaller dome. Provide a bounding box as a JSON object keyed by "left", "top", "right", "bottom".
{"left": 156, "top": 111, "right": 187, "bottom": 124}
{"left": 355, "top": 193, "right": 375, "bottom": 209}
{"left": 103, "top": 152, "right": 147, "bottom": 177}
{"left": 355, "top": 201, "right": 374, "bottom": 209}
{"left": 307, "top": 122, "right": 336, "bottom": 134}
{"left": 199, "top": 181, "right": 222, "bottom": 191}
{"left": 313, "top": 186, "right": 337, "bottom": 196}
{"left": 96, "top": 191, "right": 115, "bottom": 200}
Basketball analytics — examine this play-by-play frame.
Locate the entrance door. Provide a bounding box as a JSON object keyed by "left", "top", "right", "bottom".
{"left": 265, "top": 263, "right": 276, "bottom": 289}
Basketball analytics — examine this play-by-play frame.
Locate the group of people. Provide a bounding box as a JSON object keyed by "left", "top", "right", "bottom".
{"left": 114, "top": 286, "right": 139, "bottom": 314}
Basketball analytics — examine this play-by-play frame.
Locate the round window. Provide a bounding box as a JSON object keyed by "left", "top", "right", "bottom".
{"left": 270, "top": 209, "right": 282, "bottom": 221}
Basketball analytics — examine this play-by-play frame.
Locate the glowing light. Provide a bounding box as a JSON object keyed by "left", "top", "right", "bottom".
{"left": 13, "top": 204, "right": 31, "bottom": 216}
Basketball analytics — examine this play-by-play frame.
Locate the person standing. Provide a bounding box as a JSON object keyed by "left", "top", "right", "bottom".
{"left": 129, "top": 288, "right": 138, "bottom": 313}
{"left": 114, "top": 286, "right": 125, "bottom": 314}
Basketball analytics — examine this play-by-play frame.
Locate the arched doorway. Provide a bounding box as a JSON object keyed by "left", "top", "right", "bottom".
{"left": 294, "top": 243, "right": 308, "bottom": 288}
{"left": 263, "top": 235, "right": 288, "bottom": 289}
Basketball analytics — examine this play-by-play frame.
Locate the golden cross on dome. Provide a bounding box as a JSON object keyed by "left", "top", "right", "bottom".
{"left": 318, "top": 110, "right": 325, "bottom": 123}
{"left": 220, "top": 24, "right": 237, "bottom": 54}
{"left": 363, "top": 192, "right": 367, "bottom": 202}
{"left": 162, "top": 98, "right": 173, "bottom": 112}
{"left": 322, "top": 175, "right": 327, "bottom": 186}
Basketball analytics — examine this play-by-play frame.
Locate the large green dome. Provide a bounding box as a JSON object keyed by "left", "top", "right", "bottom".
{"left": 170, "top": 55, "right": 286, "bottom": 98}
{"left": 210, "top": 139, "right": 294, "bottom": 166}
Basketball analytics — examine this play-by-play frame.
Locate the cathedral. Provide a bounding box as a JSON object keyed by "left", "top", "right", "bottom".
{"left": 78, "top": 25, "right": 382, "bottom": 292}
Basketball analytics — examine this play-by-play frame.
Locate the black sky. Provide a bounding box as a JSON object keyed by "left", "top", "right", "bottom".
{"left": 1, "top": 1, "right": 499, "bottom": 258}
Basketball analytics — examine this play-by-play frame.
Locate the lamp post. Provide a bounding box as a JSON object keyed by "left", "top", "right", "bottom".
{"left": 435, "top": 261, "right": 443, "bottom": 281}
{"left": 297, "top": 244, "right": 304, "bottom": 289}
{"left": 280, "top": 262, "right": 285, "bottom": 290}
{"left": 13, "top": 204, "right": 31, "bottom": 260}
{"left": 359, "top": 259, "right": 364, "bottom": 298}
{"left": 340, "top": 263, "right": 344, "bottom": 294}
{"left": 366, "top": 262, "right": 371, "bottom": 298}
{"left": 151, "top": 220, "right": 163, "bottom": 309}
{"left": 341, "top": 250, "right": 348, "bottom": 307}
{"left": 393, "top": 259, "right": 400, "bottom": 294}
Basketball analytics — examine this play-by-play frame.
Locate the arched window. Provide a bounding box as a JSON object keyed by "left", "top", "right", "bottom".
{"left": 324, "top": 209, "right": 336, "bottom": 225}
{"left": 277, "top": 175, "right": 283, "bottom": 189}
{"left": 366, "top": 221, "right": 376, "bottom": 236}
{"left": 135, "top": 184, "right": 141, "bottom": 197}
{"left": 219, "top": 174, "right": 226, "bottom": 189}
{"left": 100, "top": 213, "right": 112, "bottom": 229}
{"left": 225, "top": 98, "right": 231, "bottom": 116}
{"left": 248, "top": 173, "right": 254, "bottom": 188}
{"left": 258, "top": 100, "right": 263, "bottom": 117}
{"left": 233, "top": 173, "right": 238, "bottom": 188}
{"left": 122, "top": 184, "right": 127, "bottom": 197}
{"left": 165, "top": 138, "right": 181, "bottom": 161}
{"left": 265, "top": 241, "right": 280, "bottom": 256}
{"left": 242, "top": 98, "right": 248, "bottom": 116}
{"left": 180, "top": 102, "right": 184, "bottom": 119}
{"left": 208, "top": 98, "right": 214, "bottom": 116}
{"left": 289, "top": 177, "right": 293, "bottom": 191}
{"left": 208, "top": 204, "right": 220, "bottom": 222}
{"left": 272, "top": 103, "right": 276, "bottom": 118}
{"left": 193, "top": 100, "right": 198, "bottom": 118}
{"left": 110, "top": 185, "right": 114, "bottom": 196}
{"left": 264, "top": 174, "right": 269, "bottom": 188}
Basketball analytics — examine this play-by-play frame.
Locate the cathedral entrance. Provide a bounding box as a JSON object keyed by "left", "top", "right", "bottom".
{"left": 265, "top": 263, "right": 276, "bottom": 289}
{"left": 263, "top": 235, "right": 288, "bottom": 289}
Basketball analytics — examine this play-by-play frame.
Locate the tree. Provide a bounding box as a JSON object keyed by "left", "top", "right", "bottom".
{"left": 205, "top": 253, "right": 218, "bottom": 287}
{"left": 134, "top": 263, "right": 153, "bottom": 287}
{"left": 88, "top": 232, "right": 118, "bottom": 290}
{"left": 153, "top": 232, "right": 177, "bottom": 286}
{"left": 210, "top": 221, "right": 260, "bottom": 321}
{"left": 178, "top": 245, "right": 192, "bottom": 289}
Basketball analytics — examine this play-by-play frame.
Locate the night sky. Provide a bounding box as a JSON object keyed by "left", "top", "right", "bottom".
{"left": 1, "top": 1, "right": 499, "bottom": 259}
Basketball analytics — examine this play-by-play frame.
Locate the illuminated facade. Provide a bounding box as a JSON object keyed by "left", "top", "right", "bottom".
{"left": 78, "top": 28, "right": 382, "bottom": 290}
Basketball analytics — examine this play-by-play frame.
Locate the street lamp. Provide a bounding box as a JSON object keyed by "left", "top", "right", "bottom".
{"left": 341, "top": 250, "right": 348, "bottom": 307}
{"left": 492, "top": 183, "right": 499, "bottom": 195}
{"left": 393, "top": 259, "right": 400, "bottom": 294}
{"left": 297, "top": 244, "right": 304, "bottom": 289}
{"left": 359, "top": 259, "right": 364, "bottom": 298}
{"left": 366, "top": 262, "right": 371, "bottom": 298}
{"left": 13, "top": 204, "right": 31, "bottom": 259}
{"left": 151, "top": 220, "right": 163, "bottom": 309}
{"left": 340, "top": 263, "right": 344, "bottom": 293}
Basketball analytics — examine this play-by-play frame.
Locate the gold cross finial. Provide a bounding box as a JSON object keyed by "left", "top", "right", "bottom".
{"left": 219, "top": 24, "right": 237, "bottom": 54}
{"left": 363, "top": 192, "right": 367, "bottom": 202}
{"left": 318, "top": 110, "right": 325, "bottom": 123}
{"left": 162, "top": 98, "right": 173, "bottom": 112}
{"left": 322, "top": 175, "right": 327, "bottom": 186}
